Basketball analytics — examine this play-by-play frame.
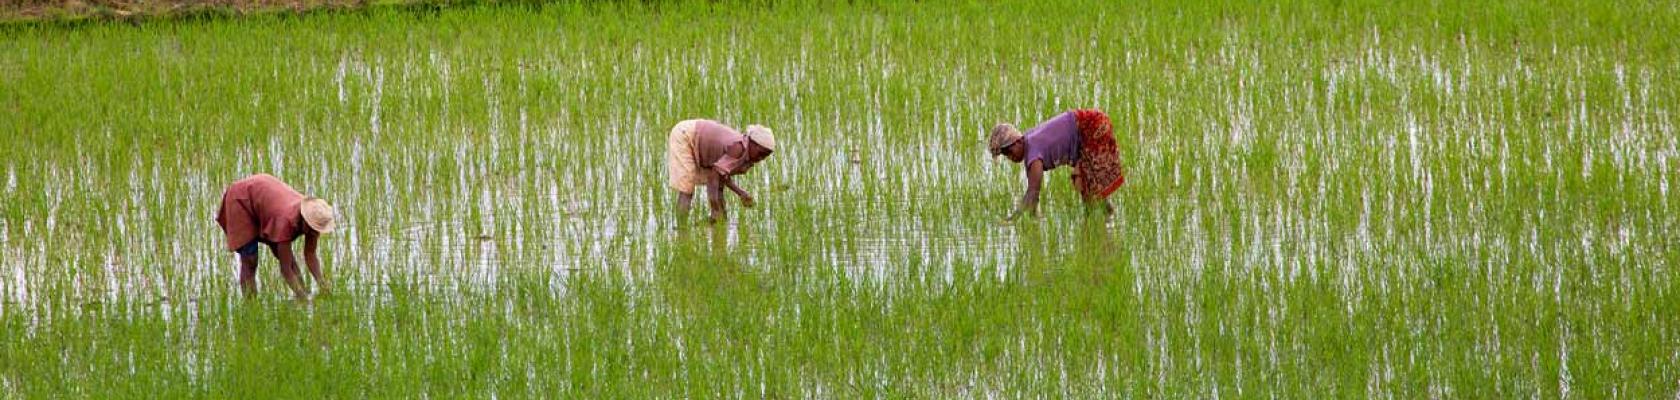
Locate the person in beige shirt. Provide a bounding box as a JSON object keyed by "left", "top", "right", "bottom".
{"left": 665, "top": 119, "right": 776, "bottom": 222}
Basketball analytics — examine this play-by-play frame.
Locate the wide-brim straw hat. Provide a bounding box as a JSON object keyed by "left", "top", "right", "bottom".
{"left": 745, "top": 125, "right": 775, "bottom": 152}
{"left": 300, "top": 197, "right": 336, "bottom": 234}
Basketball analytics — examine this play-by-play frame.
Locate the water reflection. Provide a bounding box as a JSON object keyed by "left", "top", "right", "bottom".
{"left": 0, "top": 35, "right": 1674, "bottom": 400}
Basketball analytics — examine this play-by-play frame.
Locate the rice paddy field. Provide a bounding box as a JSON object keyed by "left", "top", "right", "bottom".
{"left": 2, "top": 0, "right": 1679, "bottom": 397}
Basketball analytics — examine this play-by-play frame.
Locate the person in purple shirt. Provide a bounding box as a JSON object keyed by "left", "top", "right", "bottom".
{"left": 989, "top": 109, "right": 1128, "bottom": 220}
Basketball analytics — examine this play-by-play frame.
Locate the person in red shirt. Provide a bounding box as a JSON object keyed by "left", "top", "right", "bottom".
{"left": 215, "top": 174, "right": 336, "bottom": 299}
{"left": 664, "top": 119, "right": 776, "bottom": 222}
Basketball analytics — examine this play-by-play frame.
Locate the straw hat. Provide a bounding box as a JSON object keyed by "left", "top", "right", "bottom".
{"left": 300, "top": 197, "right": 336, "bottom": 234}
{"left": 745, "top": 125, "right": 775, "bottom": 152}
{"left": 988, "top": 123, "right": 1023, "bottom": 157}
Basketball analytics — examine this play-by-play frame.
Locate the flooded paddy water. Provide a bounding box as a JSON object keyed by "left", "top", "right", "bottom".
{"left": 2, "top": 1, "right": 1678, "bottom": 397}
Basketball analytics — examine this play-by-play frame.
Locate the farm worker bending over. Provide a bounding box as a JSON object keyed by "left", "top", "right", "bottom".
{"left": 989, "top": 109, "right": 1127, "bottom": 220}
{"left": 215, "top": 174, "right": 335, "bottom": 299}
{"left": 665, "top": 119, "right": 776, "bottom": 222}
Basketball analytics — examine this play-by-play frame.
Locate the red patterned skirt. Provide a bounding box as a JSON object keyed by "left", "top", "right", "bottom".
{"left": 1071, "top": 109, "right": 1126, "bottom": 202}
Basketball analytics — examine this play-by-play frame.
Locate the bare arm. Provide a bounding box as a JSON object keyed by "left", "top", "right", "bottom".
{"left": 711, "top": 144, "right": 754, "bottom": 201}
{"left": 271, "top": 242, "right": 309, "bottom": 299}
{"left": 1009, "top": 160, "right": 1045, "bottom": 220}
{"left": 303, "top": 233, "right": 330, "bottom": 295}
{"left": 721, "top": 174, "right": 754, "bottom": 208}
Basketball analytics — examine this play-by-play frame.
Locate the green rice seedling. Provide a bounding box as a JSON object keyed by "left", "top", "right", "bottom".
{"left": 0, "top": 0, "right": 1677, "bottom": 397}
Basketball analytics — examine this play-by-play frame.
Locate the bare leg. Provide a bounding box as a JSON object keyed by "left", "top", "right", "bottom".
{"left": 1082, "top": 198, "right": 1115, "bottom": 218}
{"left": 1096, "top": 200, "right": 1116, "bottom": 222}
{"left": 706, "top": 182, "right": 726, "bottom": 223}
{"left": 677, "top": 192, "right": 695, "bottom": 217}
{"left": 238, "top": 254, "right": 259, "bottom": 297}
